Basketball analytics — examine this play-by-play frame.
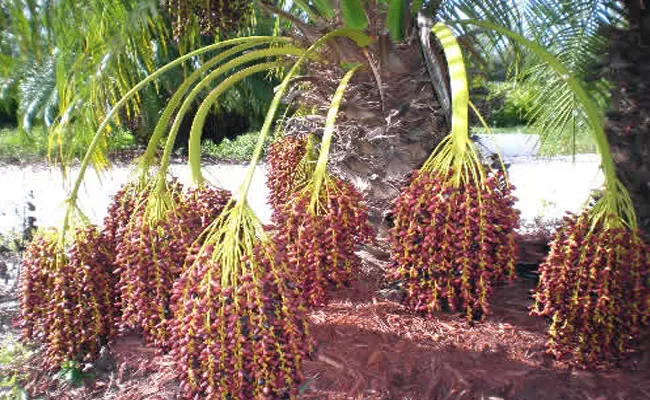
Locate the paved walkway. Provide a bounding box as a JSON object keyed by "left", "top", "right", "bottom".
{"left": 0, "top": 155, "right": 603, "bottom": 235}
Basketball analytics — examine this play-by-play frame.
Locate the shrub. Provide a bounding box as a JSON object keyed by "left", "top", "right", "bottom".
{"left": 201, "top": 131, "right": 271, "bottom": 162}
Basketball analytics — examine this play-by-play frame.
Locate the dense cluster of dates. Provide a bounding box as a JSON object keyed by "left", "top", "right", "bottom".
{"left": 168, "top": 245, "right": 311, "bottom": 399}
{"left": 19, "top": 227, "right": 115, "bottom": 369}
{"left": 273, "top": 178, "right": 373, "bottom": 306}
{"left": 532, "top": 211, "right": 650, "bottom": 366}
{"left": 389, "top": 170, "right": 519, "bottom": 320}
{"left": 19, "top": 181, "right": 231, "bottom": 368}
{"left": 266, "top": 133, "right": 309, "bottom": 218}
{"left": 115, "top": 182, "right": 231, "bottom": 347}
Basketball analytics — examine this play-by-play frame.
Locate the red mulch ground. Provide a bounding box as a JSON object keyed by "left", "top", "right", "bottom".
{"left": 14, "top": 237, "right": 650, "bottom": 399}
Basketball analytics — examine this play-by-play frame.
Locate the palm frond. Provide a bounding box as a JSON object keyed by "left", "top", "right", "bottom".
{"left": 437, "top": 0, "right": 620, "bottom": 154}
{"left": 18, "top": 56, "right": 57, "bottom": 131}
{"left": 517, "top": 0, "right": 615, "bottom": 150}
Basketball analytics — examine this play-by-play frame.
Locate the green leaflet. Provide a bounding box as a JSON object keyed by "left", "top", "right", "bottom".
{"left": 340, "top": 0, "right": 368, "bottom": 30}
{"left": 311, "top": 0, "right": 335, "bottom": 19}
{"left": 386, "top": 0, "right": 406, "bottom": 42}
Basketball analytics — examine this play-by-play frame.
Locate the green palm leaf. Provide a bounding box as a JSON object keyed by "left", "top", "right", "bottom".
{"left": 340, "top": 0, "right": 368, "bottom": 29}
{"left": 311, "top": 0, "right": 335, "bottom": 19}
{"left": 386, "top": 0, "right": 406, "bottom": 41}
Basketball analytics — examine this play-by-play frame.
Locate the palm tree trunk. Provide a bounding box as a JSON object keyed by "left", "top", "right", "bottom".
{"left": 605, "top": 0, "right": 650, "bottom": 233}
{"left": 282, "top": 39, "right": 447, "bottom": 240}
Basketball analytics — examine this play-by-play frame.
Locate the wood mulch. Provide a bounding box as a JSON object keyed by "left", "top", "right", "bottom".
{"left": 11, "top": 234, "right": 650, "bottom": 399}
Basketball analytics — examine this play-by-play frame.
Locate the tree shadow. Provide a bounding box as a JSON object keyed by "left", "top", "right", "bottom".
{"left": 303, "top": 321, "right": 650, "bottom": 400}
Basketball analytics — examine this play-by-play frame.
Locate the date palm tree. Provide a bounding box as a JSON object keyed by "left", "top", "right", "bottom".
{"left": 258, "top": 0, "right": 629, "bottom": 237}
{"left": 2, "top": 0, "right": 638, "bottom": 239}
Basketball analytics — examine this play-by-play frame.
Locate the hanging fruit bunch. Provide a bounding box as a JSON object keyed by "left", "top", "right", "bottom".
{"left": 103, "top": 181, "right": 151, "bottom": 253}
{"left": 168, "top": 206, "right": 311, "bottom": 399}
{"left": 41, "top": 226, "right": 116, "bottom": 369}
{"left": 108, "top": 40, "right": 300, "bottom": 348}
{"left": 166, "top": 32, "right": 374, "bottom": 398}
{"left": 19, "top": 229, "right": 62, "bottom": 340}
{"left": 531, "top": 206, "right": 650, "bottom": 366}
{"left": 19, "top": 225, "right": 116, "bottom": 370}
{"left": 177, "top": 184, "right": 232, "bottom": 233}
{"left": 114, "top": 178, "right": 187, "bottom": 347}
{"left": 266, "top": 132, "right": 310, "bottom": 218}
{"left": 273, "top": 65, "right": 372, "bottom": 306}
{"left": 114, "top": 109, "right": 230, "bottom": 349}
{"left": 453, "top": 19, "right": 650, "bottom": 366}
{"left": 115, "top": 178, "right": 231, "bottom": 348}
{"left": 167, "top": 0, "right": 253, "bottom": 39}
{"left": 168, "top": 66, "right": 317, "bottom": 400}
{"left": 102, "top": 180, "right": 153, "bottom": 322}
{"left": 388, "top": 24, "right": 519, "bottom": 321}
{"left": 105, "top": 39, "right": 305, "bottom": 349}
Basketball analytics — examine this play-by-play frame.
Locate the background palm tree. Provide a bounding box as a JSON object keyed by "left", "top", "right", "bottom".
{"left": 0, "top": 0, "right": 279, "bottom": 167}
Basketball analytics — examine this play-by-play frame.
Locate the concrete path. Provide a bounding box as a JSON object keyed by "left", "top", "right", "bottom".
{"left": 0, "top": 155, "right": 603, "bottom": 236}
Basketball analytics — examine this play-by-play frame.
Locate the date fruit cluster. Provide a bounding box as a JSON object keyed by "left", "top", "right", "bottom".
{"left": 389, "top": 170, "right": 519, "bottom": 320}
{"left": 532, "top": 211, "right": 650, "bottom": 366}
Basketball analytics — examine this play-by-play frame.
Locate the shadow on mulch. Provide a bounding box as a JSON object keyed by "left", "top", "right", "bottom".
{"left": 304, "top": 321, "right": 650, "bottom": 400}
{"left": 302, "top": 276, "right": 650, "bottom": 400}
{"left": 15, "top": 277, "right": 650, "bottom": 400}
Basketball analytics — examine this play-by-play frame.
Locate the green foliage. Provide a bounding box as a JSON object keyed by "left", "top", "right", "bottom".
{"left": 0, "top": 0, "right": 170, "bottom": 167}
{"left": 439, "top": 0, "right": 620, "bottom": 155}
{"left": 56, "top": 360, "right": 93, "bottom": 387}
{"left": 0, "top": 127, "right": 48, "bottom": 161}
{"left": 386, "top": 0, "right": 406, "bottom": 42}
{"left": 309, "top": 0, "right": 335, "bottom": 19}
{"left": 340, "top": 0, "right": 368, "bottom": 29}
{"left": 484, "top": 82, "right": 535, "bottom": 128}
{"left": 0, "top": 0, "right": 281, "bottom": 167}
{"left": 201, "top": 131, "right": 271, "bottom": 162}
{"left": 0, "top": 335, "right": 31, "bottom": 400}
{"left": 0, "top": 126, "right": 135, "bottom": 162}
